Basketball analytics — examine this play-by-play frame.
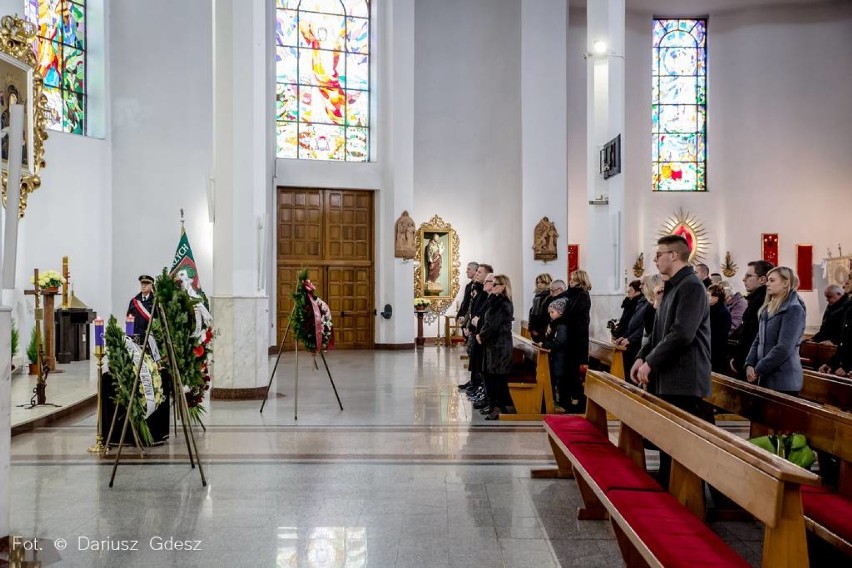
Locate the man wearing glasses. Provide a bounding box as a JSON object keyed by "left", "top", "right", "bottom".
{"left": 631, "top": 235, "right": 711, "bottom": 489}
{"left": 729, "top": 260, "right": 773, "bottom": 376}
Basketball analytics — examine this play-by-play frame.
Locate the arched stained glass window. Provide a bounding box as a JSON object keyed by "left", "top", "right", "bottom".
{"left": 24, "top": 0, "right": 87, "bottom": 135}
{"left": 652, "top": 19, "right": 706, "bottom": 192}
{"left": 276, "top": 0, "right": 371, "bottom": 161}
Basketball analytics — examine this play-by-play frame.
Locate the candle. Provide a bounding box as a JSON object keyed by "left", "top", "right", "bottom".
{"left": 126, "top": 315, "right": 135, "bottom": 336}
{"left": 94, "top": 318, "right": 104, "bottom": 347}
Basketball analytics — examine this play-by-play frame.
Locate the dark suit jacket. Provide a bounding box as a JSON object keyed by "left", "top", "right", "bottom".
{"left": 811, "top": 294, "right": 849, "bottom": 344}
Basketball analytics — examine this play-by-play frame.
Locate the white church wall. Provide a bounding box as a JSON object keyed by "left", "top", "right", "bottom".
{"left": 568, "top": 3, "right": 852, "bottom": 331}
{"left": 108, "top": 0, "right": 213, "bottom": 321}
{"left": 413, "top": 0, "right": 523, "bottom": 327}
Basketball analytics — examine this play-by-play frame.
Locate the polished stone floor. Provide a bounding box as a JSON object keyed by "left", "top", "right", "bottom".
{"left": 7, "top": 348, "right": 765, "bottom": 567}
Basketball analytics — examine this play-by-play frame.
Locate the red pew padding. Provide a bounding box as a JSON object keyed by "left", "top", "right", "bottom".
{"left": 801, "top": 485, "right": 852, "bottom": 544}
{"left": 568, "top": 441, "right": 663, "bottom": 493}
{"left": 607, "top": 489, "right": 750, "bottom": 568}
{"left": 544, "top": 414, "right": 609, "bottom": 443}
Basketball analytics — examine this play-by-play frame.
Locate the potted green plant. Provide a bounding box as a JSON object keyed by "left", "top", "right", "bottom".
{"left": 10, "top": 319, "right": 18, "bottom": 371}
{"left": 26, "top": 326, "right": 39, "bottom": 375}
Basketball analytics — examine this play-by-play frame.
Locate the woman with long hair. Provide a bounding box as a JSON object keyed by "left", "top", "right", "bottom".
{"left": 559, "top": 269, "right": 592, "bottom": 410}
{"left": 745, "top": 266, "right": 806, "bottom": 395}
{"left": 707, "top": 283, "right": 732, "bottom": 373}
{"left": 527, "top": 273, "right": 552, "bottom": 341}
{"left": 476, "top": 274, "right": 515, "bottom": 420}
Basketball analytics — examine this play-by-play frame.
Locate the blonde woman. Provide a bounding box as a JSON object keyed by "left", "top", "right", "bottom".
{"left": 476, "top": 274, "right": 515, "bottom": 419}
{"left": 555, "top": 269, "right": 591, "bottom": 410}
{"left": 745, "top": 267, "right": 806, "bottom": 395}
{"left": 528, "top": 273, "right": 553, "bottom": 341}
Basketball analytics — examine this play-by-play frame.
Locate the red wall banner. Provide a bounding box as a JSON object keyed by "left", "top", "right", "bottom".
{"left": 796, "top": 244, "right": 813, "bottom": 291}
{"left": 567, "top": 244, "right": 579, "bottom": 278}
{"left": 762, "top": 233, "right": 779, "bottom": 266}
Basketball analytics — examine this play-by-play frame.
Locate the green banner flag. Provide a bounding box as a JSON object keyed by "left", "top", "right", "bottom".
{"left": 170, "top": 228, "right": 203, "bottom": 295}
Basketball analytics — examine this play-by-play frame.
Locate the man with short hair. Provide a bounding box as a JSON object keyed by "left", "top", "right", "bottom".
{"left": 810, "top": 285, "right": 849, "bottom": 345}
{"left": 710, "top": 273, "right": 723, "bottom": 286}
{"left": 695, "top": 263, "right": 711, "bottom": 287}
{"left": 457, "top": 261, "right": 480, "bottom": 324}
{"left": 127, "top": 274, "right": 155, "bottom": 341}
{"left": 632, "top": 235, "right": 711, "bottom": 489}
{"left": 730, "top": 260, "right": 774, "bottom": 376}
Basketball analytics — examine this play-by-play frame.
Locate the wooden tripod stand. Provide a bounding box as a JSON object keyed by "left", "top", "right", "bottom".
{"left": 107, "top": 294, "right": 207, "bottom": 488}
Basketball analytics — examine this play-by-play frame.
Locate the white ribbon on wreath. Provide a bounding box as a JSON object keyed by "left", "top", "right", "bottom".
{"left": 124, "top": 336, "right": 158, "bottom": 418}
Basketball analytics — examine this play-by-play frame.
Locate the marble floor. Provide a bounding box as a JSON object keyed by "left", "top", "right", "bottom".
{"left": 6, "top": 348, "right": 767, "bottom": 567}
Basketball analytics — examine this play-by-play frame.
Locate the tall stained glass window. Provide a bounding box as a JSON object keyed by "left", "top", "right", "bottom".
{"left": 652, "top": 19, "right": 706, "bottom": 192}
{"left": 275, "top": 0, "right": 371, "bottom": 161}
{"left": 24, "top": 0, "right": 87, "bottom": 135}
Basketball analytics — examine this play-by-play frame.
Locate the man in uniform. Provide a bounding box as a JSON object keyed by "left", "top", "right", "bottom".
{"left": 127, "top": 274, "right": 155, "bottom": 341}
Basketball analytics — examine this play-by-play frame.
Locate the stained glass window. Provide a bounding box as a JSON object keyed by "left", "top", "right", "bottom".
{"left": 276, "top": 0, "right": 370, "bottom": 161}
{"left": 652, "top": 19, "right": 706, "bottom": 191}
{"left": 24, "top": 0, "right": 87, "bottom": 135}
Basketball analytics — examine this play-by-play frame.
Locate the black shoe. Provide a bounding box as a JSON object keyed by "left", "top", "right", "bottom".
{"left": 485, "top": 410, "right": 501, "bottom": 420}
{"left": 473, "top": 400, "right": 489, "bottom": 410}
{"left": 479, "top": 406, "right": 493, "bottom": 415}
{"left": 458, "top": 381, "right": 471, "bottom": 390}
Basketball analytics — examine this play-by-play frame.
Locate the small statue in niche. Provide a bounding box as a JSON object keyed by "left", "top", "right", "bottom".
{"left": 394, "top": 210, "right": 416, "bottom": 259}
{"left": 533, "top": 217, "right": 558, "bottom": 261}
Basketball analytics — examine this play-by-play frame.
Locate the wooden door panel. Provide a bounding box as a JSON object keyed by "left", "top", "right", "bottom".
{"left": 276, "top": 188, "right": 374, "bottom": 349}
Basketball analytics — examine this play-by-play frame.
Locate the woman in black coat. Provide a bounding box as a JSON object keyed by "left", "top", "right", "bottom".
{"left": 527, "top": 273, "right": 552, "bottom": 341}
{"left": 477, "top": 274, "right": 515, "bottom": 420}
{"left": 614, "top": 295, "right": 650, "bottom": 373}
{"left": 558, "top": 270, "right": 592, "bottom": 410}
{"left": 708, "top": 284, "right": 732, "bottom": 374}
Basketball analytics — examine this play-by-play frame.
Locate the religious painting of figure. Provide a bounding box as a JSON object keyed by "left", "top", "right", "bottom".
{"left": 533, "top": 217, "right": 559, "bottom": 261}
{"left": 0, "top": 52, "right": 34, "bottom": 173}
{"left": 423, "top": 232, "right": 448, "bottom": 295}
{"left": 413, "top": 215, "right": 461, "bottom": 313}
{"left": 394, "top": 210, "right": 416, "bottom": 259}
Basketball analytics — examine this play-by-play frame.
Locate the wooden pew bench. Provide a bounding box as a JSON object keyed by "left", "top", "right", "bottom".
{"left": 500, "top": 333, "right": 555, "bottom": 420}
{"left": 800, "top": 369, "right": 852, "bottom": 413}
{"left": 588, "top": 338, "right": 626, "bottom": 380}
{"left": 799, "top": 341, "right": 837, "bottom": 370}
{"left": 707, "top": 373, "right": 852, "bottom": 557}
{"left": 535, "top": 370, "right": 818, "bottom": 568}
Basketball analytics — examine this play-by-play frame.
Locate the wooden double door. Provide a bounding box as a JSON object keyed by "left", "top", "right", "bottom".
{"left": 276, "top": 188, "right": 374, "bottom": 349}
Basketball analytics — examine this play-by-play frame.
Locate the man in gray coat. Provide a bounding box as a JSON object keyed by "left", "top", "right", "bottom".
{"left": 631, "top": 235, "right": 711, "bottom": 488}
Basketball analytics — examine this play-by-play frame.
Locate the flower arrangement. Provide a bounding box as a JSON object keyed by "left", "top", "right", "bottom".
{"left": 30, "top": 270, "right": 65, "bottom": 289}
{"left": 104, "top": 316, "right": 164, "bottom": 446}
{"left": 414, "top": 298, "right": 430, "bottom": 310}
{"left": 151, "top": 270, "right": 212, "bottom": 424}
{"left": 290, "top": 268, "right": 334, "bottom": 353}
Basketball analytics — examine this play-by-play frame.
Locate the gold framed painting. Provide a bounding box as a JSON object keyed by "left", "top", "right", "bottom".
{"left": 414, "top": 215, "right": 460, "bottom": 314}
{"left": 0, "top": 15, "right": 48, "bottom": 217}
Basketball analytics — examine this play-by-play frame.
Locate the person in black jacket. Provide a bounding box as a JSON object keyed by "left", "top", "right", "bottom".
{"left": 476, "top": 274, "right": 515, "bottom": 420}
{"left": 614, "top": 293, "right": 650, "bottom": 374}
{"left": 633, "top": 236, "right": 711, "bottom": 489}
{"left": 463, "top": 264, "right": 493, "bottom": 393}
{"left": 612, "top": 280, "right": 643, "bottom": 340}
{"left": 729, "top": 260, "right": 773, "bottom": 377}
{"left": 707, "top": 284, "right": 732, "bottom": 374}
{"left": 457, "top": 262, "right": 480, "bottom": 326}
{"left": 809, "top": 285, "right": 849, "bottom": 345}
{"left": 558, "top": 270, "right": 592, "bottom": 410}
{"left": 127, "top": 274, "right": 155, "bottom": 342}
{"left": 527, "top": 273, "right": 552, "bottom": 341}
{"left": 820, "top": 304, "right": 852, "bottom": 377}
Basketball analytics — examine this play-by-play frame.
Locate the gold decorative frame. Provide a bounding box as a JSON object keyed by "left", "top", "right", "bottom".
{"left": 658, "top": 208, "right": 708, "bottom": 263}
{"left": 414, "top": 215, "right": 460, "bottom": 315}
{"left": 0, "top": 15, "right": 48, "bottom": 217}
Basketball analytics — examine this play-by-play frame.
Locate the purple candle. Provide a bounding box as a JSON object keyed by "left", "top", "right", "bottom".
{"left": 126, "top": 315, "right": 135, "bottom": 336}
{"left": 94, "top": 318, "right": 104, "bottom": 347}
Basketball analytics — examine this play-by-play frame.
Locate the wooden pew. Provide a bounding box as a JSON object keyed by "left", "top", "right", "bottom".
{"left": 500, "top": 333, "right": 555, "bottom": 420}
{"left": 706, "top": 373, "right": 852, "bottom": 557}
{"left": 800, "top": 369, "right": 852, "bottom": 412}
{"left": 799, "top": 341, "right": 837, "bottom": 370}
{"left": 588, "top": 337, "right": 626, "bottom": 380}
{"left": 535, "top": 370, "right": 818, "bottom": 567}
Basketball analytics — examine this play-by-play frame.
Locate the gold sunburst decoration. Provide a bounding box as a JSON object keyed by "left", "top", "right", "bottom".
{"left": 658, "top": 208, "right": 708, "bottom": 263}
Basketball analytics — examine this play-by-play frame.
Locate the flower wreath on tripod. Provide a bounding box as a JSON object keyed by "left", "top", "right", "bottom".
{"left": 104, "top": 316, "right": 164, "bottom": 446}
{"left": 290, "top": 268, "right": 334, "bottom": 353}
{"left": 151, "top": 270, "right": 213, "bottom": 424}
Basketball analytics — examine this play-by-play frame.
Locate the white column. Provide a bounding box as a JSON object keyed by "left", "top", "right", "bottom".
{"left": 210, "top": 0, "right": 272, "bottom": 393}
{"left": 376, "top": 0, "right": 416, "bottom": 346}
{"left": 521, "top": 0, "right": 569, "bottom": 316}
{"left": 0, "top": 305, "right": 9, "bottom": 540}
{"left": 586, "top": 0, "right": 626, "bottom": 338}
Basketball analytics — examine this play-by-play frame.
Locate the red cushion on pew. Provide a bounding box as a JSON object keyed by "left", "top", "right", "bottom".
{"left": 801, "top": 487, "right": 852, "bottom": 543}
{"left": 569, "top": 442, "right": 662, "bottom": 492}
{"left": 545, "top": 415, "right": 608, "bottom": 439}
{"left": 608, "top": 489, "right": 750, "bottom": 568}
